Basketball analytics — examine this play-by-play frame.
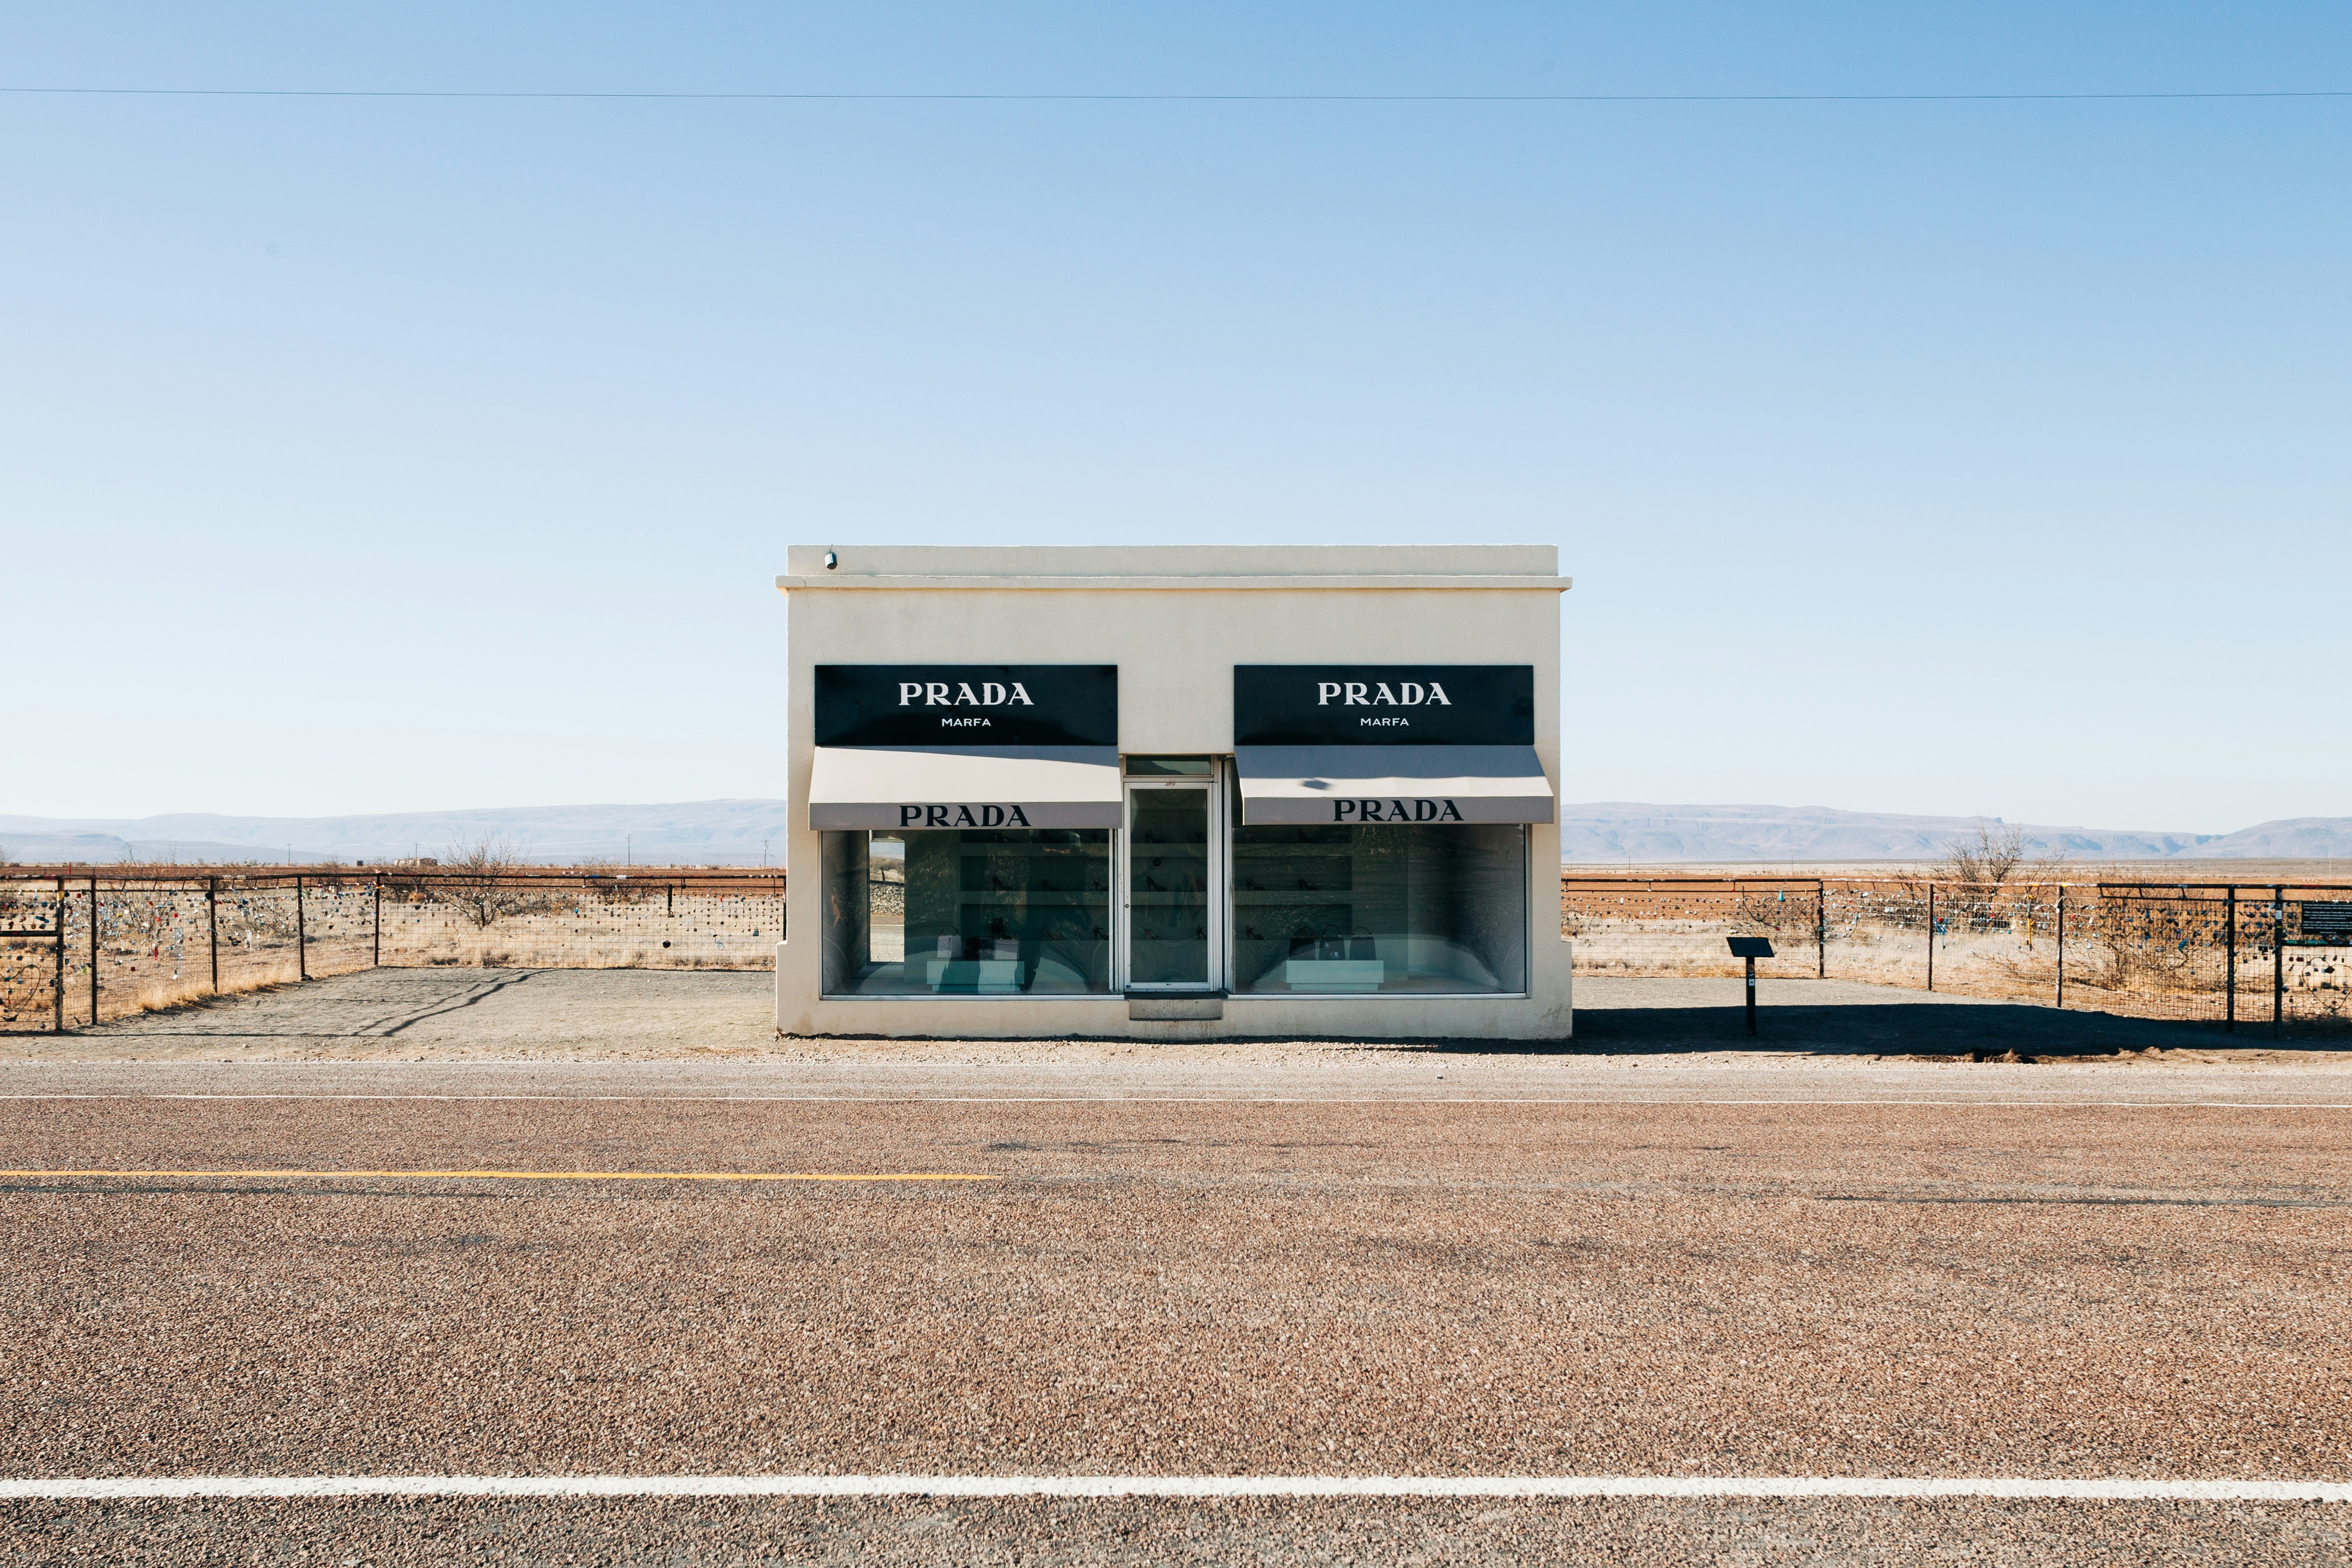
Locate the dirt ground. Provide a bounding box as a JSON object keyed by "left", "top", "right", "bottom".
{"left": 5, "top": 966, "right": 2344, "bottom": 1071}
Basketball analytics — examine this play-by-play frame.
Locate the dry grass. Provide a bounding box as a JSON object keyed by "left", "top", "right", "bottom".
{"left": 1560, "top": 869, "right": 2352, "bottom": 1026}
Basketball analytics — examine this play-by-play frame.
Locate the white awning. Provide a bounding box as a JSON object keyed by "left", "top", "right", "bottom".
{"left": 1234, "top": 745, "right": 1554, "bottom": 826}
{"left": 809, "top": 746, "right": 1124, "bottom": 831}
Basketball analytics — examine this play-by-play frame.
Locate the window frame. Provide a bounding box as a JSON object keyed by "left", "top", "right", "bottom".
{"left": 1223, "top": 807, "right": 1531, "bottom": 1001}
{"left": 1119, "top": 759, "right": 1228, "bottom": 993}
{"left": 817, "top": 826, "right": 1118, "bottom": 1001}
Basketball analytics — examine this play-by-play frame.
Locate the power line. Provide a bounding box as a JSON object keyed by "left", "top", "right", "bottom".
{"left": 0, "top": 86, "right": 2347, "bottom": 104}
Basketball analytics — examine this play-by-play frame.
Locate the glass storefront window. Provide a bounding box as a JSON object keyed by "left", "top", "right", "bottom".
{"left": 822, "top": 829, "right": 1113, "bottom": 996}
{"left": 1230, "top": 822, "right": 1527, "bottom": 995}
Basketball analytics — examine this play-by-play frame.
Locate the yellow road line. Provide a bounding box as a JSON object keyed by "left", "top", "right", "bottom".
{"left": 0, "top": 1168, "right": 996, "bottom": 1183}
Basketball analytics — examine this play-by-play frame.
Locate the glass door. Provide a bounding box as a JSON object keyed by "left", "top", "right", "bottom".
{"left": 1121, "top": 758, "right": 1225, "bottom": 990}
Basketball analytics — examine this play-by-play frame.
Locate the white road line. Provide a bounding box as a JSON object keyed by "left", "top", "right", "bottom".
{"left": 1, "top": 1474, "right": 2346, "bottom": 1502}
{"left": 0, "top": 1095, "right": 2347, "bottom": 1109}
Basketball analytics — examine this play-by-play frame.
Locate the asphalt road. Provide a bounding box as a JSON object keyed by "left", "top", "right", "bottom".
{"left": 3, "top": 972, "right": 2348, "bottom": 1564}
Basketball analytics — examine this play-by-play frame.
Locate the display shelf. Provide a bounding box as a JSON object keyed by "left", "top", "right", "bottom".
{"left": 953, "top": 891, "right": 1103, "bottom": 905}
{"left": 923, "top": 958, "right": 1025, "bottom": 994}
{"left": 1233, "top": 890, "right": 1355, "bottom": 902}
{"left": 1281, "top": 958, "right": 1385, "bottom": 991}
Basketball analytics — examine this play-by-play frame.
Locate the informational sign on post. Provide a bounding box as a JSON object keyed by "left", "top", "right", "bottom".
{"left": 1727, "top": 937, "right": 1774, "bottom": 1035}
{"left": 2292, "top": 901, "right": 2352, "bottom": 946}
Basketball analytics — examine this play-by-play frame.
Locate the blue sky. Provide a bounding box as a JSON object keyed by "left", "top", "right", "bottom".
{"left": 4, "top": 3, "right": 2346, "bottom": 830}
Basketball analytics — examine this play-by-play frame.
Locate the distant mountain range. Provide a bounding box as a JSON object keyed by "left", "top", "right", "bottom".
{"left": 0, "top": 801, "right": 795, "bottom": 868}
{"left": 1557, "top": 804, "right": 2351, "bottom": 864}
{"left": 2, "top": 800, "right": 2347, "bottom": 866}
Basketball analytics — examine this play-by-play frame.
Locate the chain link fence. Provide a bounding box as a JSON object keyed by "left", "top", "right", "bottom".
{"left": 1564, "top": 875, "right": 2352, "bottom": 1031}
{"left": 10, "top": 865, "right": 2346, "bottom": 1034}
{"left": 0, "top": 869, "right": 784, "bottom": 1030}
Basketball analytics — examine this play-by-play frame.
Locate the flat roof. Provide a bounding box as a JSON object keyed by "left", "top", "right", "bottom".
{"left": 778, "top": 544, "right": 1568, "bottom": 592}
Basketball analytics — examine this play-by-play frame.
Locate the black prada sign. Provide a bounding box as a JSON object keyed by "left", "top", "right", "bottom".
{"left": 1330, "top": 797, "right": 1465, "bottom": 822}
{"left": 815, "top": 665, "right": 1118, "bottom": 747}
{"left": 1233, "top": 665, "right": 1535, "bottom": 746}
{"left": 895, "top": 803, "right": 1034, "bottom": 828}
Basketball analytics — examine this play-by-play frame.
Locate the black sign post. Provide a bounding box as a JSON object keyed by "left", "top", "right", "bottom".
{"left": 1727, "top": 937, "right": 1774, "bottom": 1035}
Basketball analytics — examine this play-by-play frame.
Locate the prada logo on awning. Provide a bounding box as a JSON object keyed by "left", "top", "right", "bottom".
{"left": 899, "top": 803, "right": 1033, "bottom": 828}
{"left": 1332, "top": 798, "right": 1465, "bottom": 822}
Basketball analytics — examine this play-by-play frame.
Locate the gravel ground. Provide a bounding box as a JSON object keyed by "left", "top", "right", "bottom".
{"left": 2, "top": 972, "right": 2348, "bottom": 1564}
{"left": 8, "top": 1495, "right": 2348, "bottom": 1565}
{"left": 3, "top": 965, "right": 2344, "bottom": 1067}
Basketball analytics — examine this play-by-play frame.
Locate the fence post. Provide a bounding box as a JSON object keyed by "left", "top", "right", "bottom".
{"left": 1816, "top": 880, "right": 1826, "bottom": 979}
{"left": 2225, "top": 885, "right": 2236, "bottom": 1033}
{"left": 54, "top": 876, "right": 65, "bottom": 1034}
{"left": 207, "top": 876, "right": 219, "bottom": 994}
{"left": 373, "top": 875, "right": 381, "bottom": 967}
{"left": 295, "top": 876, "right": 307, "bottom": 982}
{"left": 1926, "top": 881, "right": 1936, "bottom": 992}
{"left": 2055, "top": 884, "right": 2065, "bottom": 1010}
{"left": 2273, "top": 884, "right": 2285, "bottom": 1036}
{"left": 88, "top": 875, "right": 99, "bottom": 1025}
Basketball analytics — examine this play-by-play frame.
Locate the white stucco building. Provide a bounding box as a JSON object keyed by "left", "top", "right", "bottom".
{"left": 774, "top": 545, "right": 1571, "bottom": 1039}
